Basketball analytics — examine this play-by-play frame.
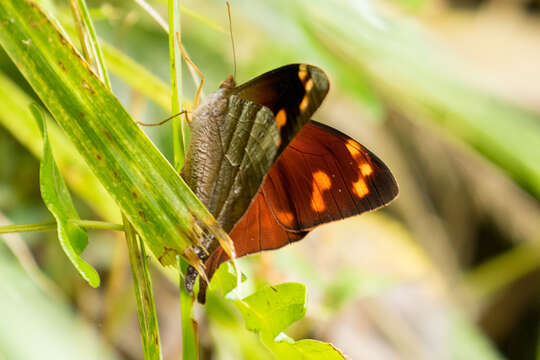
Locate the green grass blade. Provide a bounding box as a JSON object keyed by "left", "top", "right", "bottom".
{"left": 126, "top": 221, "right": 162, "bottom": 360}
{"left": 168, "top": 1, "right": 199, "bottom": 357}
{"left": 169, "top": 0, "right": 187, "bottom": 170}
{"left": 71, "top": 2, "right": 164, "bottom": 357}
{"left": 0, "top": 0, "right": 233, "bottom": 269}
{"left": 74, "top": 0, "right": 110, "bottom": 88}
{"left": 31, "top": 104, "right": 100, "bottom": 288}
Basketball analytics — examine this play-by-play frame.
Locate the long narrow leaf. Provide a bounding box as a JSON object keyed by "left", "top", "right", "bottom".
{"left": 0, "top": 0, "right": 234, "bottom": 269}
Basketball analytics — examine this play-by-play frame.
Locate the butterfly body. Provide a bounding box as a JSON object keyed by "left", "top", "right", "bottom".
{"left": 182, "top": 64, "right": 398, "bottom": 301}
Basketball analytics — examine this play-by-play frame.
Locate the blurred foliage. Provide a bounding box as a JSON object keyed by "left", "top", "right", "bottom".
{"left": 1, "top": 0, "right": 540, "bottom": 359}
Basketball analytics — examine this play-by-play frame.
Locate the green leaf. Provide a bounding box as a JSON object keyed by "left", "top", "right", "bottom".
{"left": 207, "top": 267, "right": 346, "bottom": 358}
{"left": 31, "top": 104, "right": 99, "bottom": 288}
{"left": 230, "top": 282, "right": 346, "bottom": 359}
{"left": 237, "top": 283, "right": 307, "bottom": 339}
{"left": 209, "top": 260, "right": 247, "bottom": 297}
{"left": 264, "top": 336, "right": 346, "bottom": 360}
{"left": 0, "top": 0, "right": 234, "bottom": 269}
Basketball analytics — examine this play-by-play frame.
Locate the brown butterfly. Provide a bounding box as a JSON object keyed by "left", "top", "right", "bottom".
{"left": 181, "top": 64, "right": 398, "bottom": 302}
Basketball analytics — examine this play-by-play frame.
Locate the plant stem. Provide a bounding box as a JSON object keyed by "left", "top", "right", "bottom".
{"left": 179, "top": 256, "right": 198, "bottom": 360}
{"left": 170, "top": 1, "right": 199, "bottom": 358}
{"left": 0, "top": 220, "right": 124, "bottom": 234}
{"left": 76, "top": 220, "right": 124, "bottom": 231}
{"left": 126, "top": 218, "right": 162, "bottom": 360}
{"left": 169, "top": 0, "right": 189, "bottom": 171}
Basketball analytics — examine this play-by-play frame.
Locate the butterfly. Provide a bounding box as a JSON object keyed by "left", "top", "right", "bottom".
{"left": 181, "top": 64, "right": 399, "bottom": 302}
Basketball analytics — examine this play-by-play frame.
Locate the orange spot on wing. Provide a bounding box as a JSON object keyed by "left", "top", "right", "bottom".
{"left": 346, "top": 140, "right": 374, "bottom": 178}
{"left": 310, "top": 171, "right": 332, "bottom": 212}
{"left": 352, "top": 178, "right": 370, "bottom": 198}
{"left": 298, "top": 64, "right": 308, "bottom": 83}
{"left": 305, "top": 78, "right": 313, "bottom": 91}
{"left": 277, "top": 210, "right": 295, "bottom": 227}
{"left": 275, "top": 109, "right": 287, "bottom": 130}
{"left": 299, "top": 95, "right": 309, "bottom": 112}
{"left": 360, "top": 163, "right": 373, "bottom": 176}
{"left": 345, "top": 140, "right": 361, "bottom": 158}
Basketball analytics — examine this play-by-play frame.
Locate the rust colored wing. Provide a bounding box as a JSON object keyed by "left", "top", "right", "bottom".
{"left": 203, "top": 120, "right": 398, "bottom": 283}
{"left": 264, "top": 121, "right": 399, "bottom": 231}
{"left": 203, "top": 194, "right": 307, "bottom": 283}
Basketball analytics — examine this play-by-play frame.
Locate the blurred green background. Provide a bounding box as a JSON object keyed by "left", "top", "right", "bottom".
{"left": 1, "top": 0, "right": 540, "bottom": 359}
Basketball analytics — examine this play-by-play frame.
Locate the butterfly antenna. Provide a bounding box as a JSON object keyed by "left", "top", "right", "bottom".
{"left": 226, "top": 2, "right": 237, "bottom": 80}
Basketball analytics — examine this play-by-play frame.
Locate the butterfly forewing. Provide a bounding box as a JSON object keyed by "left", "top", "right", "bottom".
{"left": 233, "top": 64, "right": 329, "bottom": 153}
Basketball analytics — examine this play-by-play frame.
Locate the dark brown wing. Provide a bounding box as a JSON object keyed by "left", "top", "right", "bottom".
{"left": 202, "top": 121, "right": 398, "bottom": 283}
{"left": 233, "top": 64, "right": 329, "bottom": 153}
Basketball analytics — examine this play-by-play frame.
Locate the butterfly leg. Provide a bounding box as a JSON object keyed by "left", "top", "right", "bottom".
{"left": 136, "top": 110, "right": 188, "bottom": 127}
{"left": 175, "top": 33, "right": 204, "bottom": 108}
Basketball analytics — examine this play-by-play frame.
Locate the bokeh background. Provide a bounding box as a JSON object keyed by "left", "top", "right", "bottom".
{"left": 1, "top": 0, "right": 540, "bottom": 359}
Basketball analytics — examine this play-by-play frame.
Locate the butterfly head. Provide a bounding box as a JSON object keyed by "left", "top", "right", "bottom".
{"left": 219, "top": 74, "right": 236, "bottom": 89}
